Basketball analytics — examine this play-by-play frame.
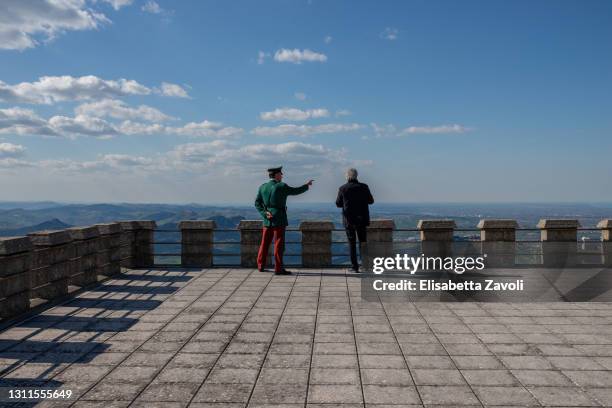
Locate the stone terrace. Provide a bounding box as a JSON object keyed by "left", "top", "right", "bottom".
{"left": 2, "top": 268, "right": 612, "bottom": 407}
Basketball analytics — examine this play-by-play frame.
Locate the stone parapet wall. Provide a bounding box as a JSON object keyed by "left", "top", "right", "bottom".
{"left": 2, "top": 217, "right": 612, "bottom": 321}
{"left": 95, "top": 223, "right": 123, "bottom": 278}
{"left": 67, "top": 226, "right": 100, "bottom": 287}
{"left": 0, "top": 237, "right": 33, "bottom": 319}
{"left": 0, "top": 220, "right": 155, "bottom": 321}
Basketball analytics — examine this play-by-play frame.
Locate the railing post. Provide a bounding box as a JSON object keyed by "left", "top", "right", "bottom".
{"left": 0, "top": 237, "right": 33, "bottom": 319}
{"left": 477, "top": 219, "right": 517, "bottom": 267}
{"left": 179, "top": 220, "right": 216, "bottom": 268}
{"left": 537, "top": 219, "right": 579, "bottom": 267}
{"left": 418, "top": 220, "right": 455, "bottom": 259}
{"left": 67, "top": 226, "right": 100, "bottom": 287}
{"left": 95, "top": 223, "right": 123, "bottom": 278}
{"left": 363, "top": 219, "right": 396, "bottom": 272}
{"left": 119, "top": 221, "right": 156, "bottom": 268}
{"left": 598, "top": 219, "right": 612, "bottom": 266}
{"left": 238, "top": 220, "right": 264, "bottom": 268}
{"left": 299, "top": 221, "right": 334, "bottom": 267}
{"left": 27, "top": 230, "right": 74, "bottom": 305}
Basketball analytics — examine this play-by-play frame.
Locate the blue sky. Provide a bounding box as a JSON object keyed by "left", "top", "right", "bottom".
{"left": 0, "top": 0, "right": 611, "bottom": 203}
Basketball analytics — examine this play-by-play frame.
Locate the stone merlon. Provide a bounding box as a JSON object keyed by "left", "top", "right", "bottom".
{"left": 537, "top": 219, "right": 581, "bottom": 229}
{"left": 179, "top": 220, "right": 217, "bottom": 230}
{"left": 67, "top": 226, "right": 100, "bottom": 241}
{"left": 27, "top": 230, "right": 72, "bottom": 246}
{"left": 417, "top": 220, "right": 456, "bottom": 230}
{"left": 477, "top": 219, "right": 519, "bottom": 229}
{"left": 299, "top": 221, "right": 334, "bottom": 231}
{"left": 238, "top": 220, "right": 264, "bottom": 230}
{"left": 0, "top": 236, "right": 33, "bottom": 256}
{"left": 95, "top": 223, "right": 122, "bottom": 235}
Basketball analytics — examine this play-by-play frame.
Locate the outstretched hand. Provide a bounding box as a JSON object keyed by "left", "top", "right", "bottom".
{"left": 306, "top": 179, "right": 314, "bottom": 187}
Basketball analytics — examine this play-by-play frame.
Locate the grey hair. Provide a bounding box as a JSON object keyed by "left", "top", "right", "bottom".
{"left": 346, "top": 168, "right": 358, "bottom": 181}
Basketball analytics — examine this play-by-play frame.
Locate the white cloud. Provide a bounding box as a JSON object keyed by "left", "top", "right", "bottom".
{"left": 380, "top": 27, "right": 399, "bottom": 40}
{"left": 260, "top": 107, "right": 329, "bottom": 122}
{"left": 164, "top": 141, "right": 354, "bottom": 175}
{"left": 294, "top": 92, "right": 307, "bottom": 101}
{"left": 257, "top": 51, "right": 270, "bottom": 65}
{"left": 0, "top": 107, "right": 55, "bottom": 137}
{"left": 252, "top": 123, "right": 362, "bottom": 137}
{"left": 18, "top": 140, "right": 355, "bottom": 177}
{"left": 273, "top": 48, "right": 327, "bottom": 64}
{"left": 0, "top": 75, "right": 152, "bottom": 104}
{"left": 0, "top": 106, "right": 241, "bottom": 139}
{"left": 371, "top": 123, "right": 470, "bottom": 137}
{"left": 324, "top": 35, "right": 332, "bottom": 44}
{"left": 0, "top": 142, "right": 26, "bottom": 158}
{"left": 0, "top": 76, "right": 191, "bottom": 104}
{"left": 401, "top": 124, "right": 470, "bottom": 134}
{"left": 100, "top": 153, "right": 153, "bottom": 167}
{"left": 168, "top": 121, "right": 243, "bottom": 138}
{"left": 99, "top": 0, "right": 134, "bottom": 10}
{"left": 0, "top": 0, "right": 110, "bottom": 51}
{"left": 335, "top": 109, "right": 351, "bottom": 117}
{"left": 0, "top": 107, "right": 119, "bottom": 139}
{"left": 118, "top": 119, "right": 243, "bottom": 138}
{"left": 141, "top": 0, "right": 162, "bottom": 13}
{"left": 47, "top": 114, "right": 119, "bottom": 138}
{"left": 0, "top": 158, "right": 34, "bottom": 168}
{"left": 75, "top": 99, "right": 174, "bottom": 122}
{"left": 159, "top": 82, "right": 189, "bottom": 98}
{"left": 168, "top": 140, "right": 231, "bottom": 163}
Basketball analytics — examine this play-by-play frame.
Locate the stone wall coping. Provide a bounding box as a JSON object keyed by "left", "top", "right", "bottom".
{"left": 368, "top": 219, "right": 396, "bottom": 229}
{"left": 299, "top": 221, "right": 334, "bottom": 231}
{"left": 119, "top": 220, "right": 156, "bottom": 230}
{"left": 597, "top": 219, "right": 612, "bottom": 229}
{"left": 477, "top": 219, "right": 519, "bottom": 229}
{"left": 67, "top": 226, "right": 100, "bottom": 240}
{"left": 27, "top": 230, "right": 72, "bottom": 246}
{"left": 417, "top": 220, "right": 456, "bottom": 230}
{"left": 179, "top": 220, "right": 217, "bottom": 230}
{"left": 119, "top": 221, "right": 138, "bottom": 230}
{"left": 537, "top": 219, "right": 581, "bottom": 229}
{"left": 136, "top": 220, "right": 156, "bottom": 230}
{"left": 95, "top": 223, "right": 122, "bottom": 235}
{"left": 0, "top": 236, "right": 33, "bottom": 255}
{"left": 238, "top": 220, "right": 263, "bottom": 230}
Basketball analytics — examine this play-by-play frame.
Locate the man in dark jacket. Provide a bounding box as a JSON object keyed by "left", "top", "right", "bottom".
{"left": 335, "top": 168, "right": 374, "bottom": 272}
{"left": 255, "top": 166, "right": 313, "bottom": 274}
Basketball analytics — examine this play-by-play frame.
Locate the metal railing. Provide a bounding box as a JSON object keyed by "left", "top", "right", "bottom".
{"left": 151, "top": 225, "right": 608, "bottom": 267}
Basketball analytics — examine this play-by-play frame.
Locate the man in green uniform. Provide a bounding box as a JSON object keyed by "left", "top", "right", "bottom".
{"left": 255, "top": 166, "right": 313, "bottom": 274}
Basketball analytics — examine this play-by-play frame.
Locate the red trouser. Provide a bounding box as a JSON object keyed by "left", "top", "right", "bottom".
{"left": 257, "top": 227, "right": 285, "bottom": 272}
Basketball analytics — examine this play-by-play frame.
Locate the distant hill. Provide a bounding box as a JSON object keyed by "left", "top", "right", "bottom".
{"left": 0, "top": 202, "right": 610, "bottom": 239}
{"left": 0, "top": 203, "right": 259, "bottom": 231}
{"left": 0, "top": 201, "right": 62, "bottom": 211}
{"left": 0, "top": 218, "right": 72, "bottom": 237}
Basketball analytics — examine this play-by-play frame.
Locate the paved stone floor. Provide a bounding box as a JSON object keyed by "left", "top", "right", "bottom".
{"left": 2, "top": 268, "right": 612, "bottom": 407}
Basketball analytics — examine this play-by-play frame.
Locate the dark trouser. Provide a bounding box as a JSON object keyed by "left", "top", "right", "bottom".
{"left": 257, "top": 227, "right": 285, "bottom": 272}
{"left": 346, "top": 225, "right": 367, "bottom": 269}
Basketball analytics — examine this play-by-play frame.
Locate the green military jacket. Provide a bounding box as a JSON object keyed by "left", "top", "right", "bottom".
{"left": 255, "top": 180, "right": 309, "bottom": 227}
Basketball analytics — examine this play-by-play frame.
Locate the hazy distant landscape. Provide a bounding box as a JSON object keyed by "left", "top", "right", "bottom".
{"left": 1, "top": 201, "right": 610, "bottom": 236}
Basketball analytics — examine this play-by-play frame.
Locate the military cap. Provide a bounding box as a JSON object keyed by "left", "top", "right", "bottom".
{"left": 267, "top": 166, "right": 283, "bottom": 175}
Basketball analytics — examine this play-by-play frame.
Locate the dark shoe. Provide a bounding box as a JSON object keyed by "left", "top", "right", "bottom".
{"left": 275, "top": 269, "right": 292, "bottom": 275}
{"left": 350, "top": 265, "right": 360, "bottom": 273}
{"left": 258, "top": 267, "right": 266, "bottom": 272}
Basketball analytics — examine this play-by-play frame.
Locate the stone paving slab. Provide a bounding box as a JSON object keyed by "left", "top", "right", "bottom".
{"left": 1, "top": 268, "right": 612, "bottom": 407}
